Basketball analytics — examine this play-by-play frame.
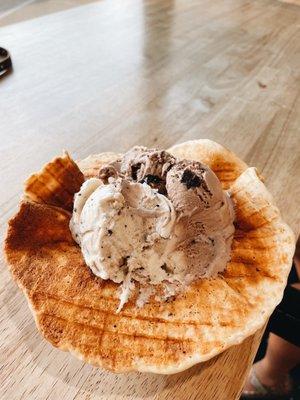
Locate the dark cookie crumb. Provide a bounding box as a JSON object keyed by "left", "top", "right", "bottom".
{"left": 181, "top": 169, "right": 202, "bottom": 189}
{"left": 131, "top": 163, "right": 141, "bottom": 180}
{"left": 161, "top": 263, "right": 171, "bottom": 273}
{"left": 142, "top": 174, "right": 162, "bottom": 185}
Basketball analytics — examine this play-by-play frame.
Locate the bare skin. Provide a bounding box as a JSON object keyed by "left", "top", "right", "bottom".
{"left": 243, "top": 334, "right": 300, "bottom": 393}
{"left": 243, "top": 255, "right": 300, "bottom": 394}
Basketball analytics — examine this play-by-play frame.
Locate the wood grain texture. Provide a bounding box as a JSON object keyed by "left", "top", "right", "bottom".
{"left": 0, "top": 0, "right": 100, "bottom": 27}
{"left": 0, "top": 0, "right": 299, "bottom": 399}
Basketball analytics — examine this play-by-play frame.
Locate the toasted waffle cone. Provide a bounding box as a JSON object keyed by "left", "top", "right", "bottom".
{"left": 24, "top": 151, "right": 84, "bottom": 211}
{"left": 4, "top": 140, "right": 295, "bottom": 374}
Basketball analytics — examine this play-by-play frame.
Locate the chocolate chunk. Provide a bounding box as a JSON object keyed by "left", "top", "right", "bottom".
{"left": 181, "top": 169, "right": 202, "bottom": 189}
{"left": 141, "top": 174, "right": 167, "bottom": 194}
{"left": 142, "top": 174, "right": 162, "bottom": 185}
{"left": 161, "top": 263, "right": 172, "bottom": 273}
{"left": 131, "top": 163, "right": 141, "bottom": 180}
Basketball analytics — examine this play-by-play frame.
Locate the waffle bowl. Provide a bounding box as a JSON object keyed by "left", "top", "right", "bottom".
{"left": 4, "top": 139, "right": 294, "bottom": 374}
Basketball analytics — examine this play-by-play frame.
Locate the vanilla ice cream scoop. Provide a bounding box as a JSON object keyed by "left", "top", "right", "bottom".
{"left": 70, "top": 177, "right": 177, "bottom": 309}
{"left": 71, "top": 147, "right": 235, "bottom": 311}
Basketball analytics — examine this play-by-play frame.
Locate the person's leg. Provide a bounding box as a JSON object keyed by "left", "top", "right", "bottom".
{"left": 256, "top": 334, "right": 300, "bottom": 382}
{"left": 243, "top": 242, "right": 300, "bottom": 397}
{"left": 243, "top": 333, "right": 300, "bottom": 393}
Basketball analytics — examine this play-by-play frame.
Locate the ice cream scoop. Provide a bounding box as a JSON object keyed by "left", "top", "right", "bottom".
{"left": 165, "top": 160, "right": 235, "bottom": 280}
{"left": 70, "top": 176, "right": 177, "bottom": 310}
{"left": 99, "top": 146, "right": 176, "bottom": 193}
{"left": 71, "top": 146, "right": 235, "bottom": 311}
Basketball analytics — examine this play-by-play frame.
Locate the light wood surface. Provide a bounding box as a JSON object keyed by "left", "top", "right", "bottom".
{"left": 0, "top": 0, "right": 100, "bottom": 27}
{"left": 0, "top": 0, "right": 299, "bottom": 399}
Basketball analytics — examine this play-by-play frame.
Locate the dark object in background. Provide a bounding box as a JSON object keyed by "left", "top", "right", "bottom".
{"left": 253, "top": 264, "right": 300, "bottom": 399}
{"left": 0, "top": 47, "right": 12, "bottom": 78}
{"left": 268, "top": 285, "right": 300, "bottom": 348}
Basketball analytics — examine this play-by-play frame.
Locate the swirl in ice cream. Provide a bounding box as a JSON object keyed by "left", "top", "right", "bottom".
{"left": 70, "top": 147, "right": 235, "bottom": 311}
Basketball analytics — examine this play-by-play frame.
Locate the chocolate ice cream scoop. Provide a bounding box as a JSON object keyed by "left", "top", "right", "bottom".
{"left": 165, "top": 160, "right": 235, "bottom": 280}
{"left": 99, "top": 146, "right": 176, "bottom": 193}
{"left": 166, "top": 160, "right": 224, "bottom": 215}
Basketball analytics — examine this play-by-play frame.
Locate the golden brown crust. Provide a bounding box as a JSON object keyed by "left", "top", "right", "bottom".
{"left": 4, "top": 141, "right": 295, "bottom": 374}
{"left": 24, "top": 152, "right": 84, "bottom": 211}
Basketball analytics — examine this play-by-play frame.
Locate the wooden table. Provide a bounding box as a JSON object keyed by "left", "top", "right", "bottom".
{"left": 0, "top": 0, "right": 299, "bottom": 399}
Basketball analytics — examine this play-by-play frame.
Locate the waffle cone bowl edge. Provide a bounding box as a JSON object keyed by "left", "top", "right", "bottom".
{"left": 4, "top": 139, "right": 295, "bottom": 374}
